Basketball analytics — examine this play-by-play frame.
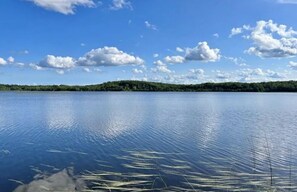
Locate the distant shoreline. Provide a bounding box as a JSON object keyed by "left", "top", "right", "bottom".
{"left": 1, "top": 80, "right": 297, "bottom": 92}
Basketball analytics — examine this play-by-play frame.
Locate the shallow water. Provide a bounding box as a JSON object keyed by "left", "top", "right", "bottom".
{"left": 0, "top": 92, "right": 297, "bottom": 191}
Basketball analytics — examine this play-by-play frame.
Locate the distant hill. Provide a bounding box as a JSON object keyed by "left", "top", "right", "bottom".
{"left": 1, "top": 80, "right": 297, "bottom": 92}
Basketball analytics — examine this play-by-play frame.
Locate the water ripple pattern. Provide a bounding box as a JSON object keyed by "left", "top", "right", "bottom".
{"left": 0, "top": 92, "right": 297, "bottom": 191}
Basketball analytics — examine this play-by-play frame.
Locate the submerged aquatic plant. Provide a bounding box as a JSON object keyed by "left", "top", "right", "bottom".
{"left": 80, "top": 148, "right": 297, "bottom": 191}
{"left": 12, "top": 143, "right": 297, "bottom": 191}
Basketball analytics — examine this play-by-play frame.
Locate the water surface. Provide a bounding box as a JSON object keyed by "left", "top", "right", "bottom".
{"left": 0, "top": 92, "right": 297, "bottom": 191}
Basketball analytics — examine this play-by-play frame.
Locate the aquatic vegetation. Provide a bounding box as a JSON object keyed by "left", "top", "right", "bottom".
{"left": 11, "top": 145, "right": 297, "bottom": 191}
{"left": 80, "top": 149, "right": 297, "bottom": 191}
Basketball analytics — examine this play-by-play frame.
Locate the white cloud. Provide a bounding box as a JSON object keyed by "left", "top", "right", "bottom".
{"left": 238, "top": 68, "right": 285, "bottom": 81}
{"left": 185, "top": 42, "right": 221, "bottom": 62}
{"left": 163, "top": 42, "right": 220, "bottom": 65}
{"left": 146, "top": 67, "right": 289, "bottom": 84}
{"left": 39, "top": 55, "right": 76, "bottom": 69}
{"left": 234, "top": 20, "right": 297, "bottom": 58}
{"left": 229, "top": 25, "right": 250, "bottom": 37}
{"left": 216, "top": 70, "right": 231, "bottom": 80}
{"left": 0, "top": 58, "right": 7, "bottom": 65}
{"left": 154, "top": 60, "right": 166, "bottom": 66}
{"left": 7, "top": 56, "right": 14, "bottom": 63}
{"left": 229, "top": 27, "right": 243, "bottom": 37}
{"left": 110, "top": 0, "right": 132, "bottom": 10}
{"left": 186, "top": 69, "right": 206, "bottom": 81}
{"left": 29, "top": 63, "right": 43, "bottom": 70}
{"left": 28, "top": 0, "right": 96, "bottom": 15}
{"left": 16, "top": 62, "right": 25, "bottom": 67}
{"left": 132, "top": 68, "right": 143, "bottom": 74}
{"left": 164, "top": 55, "right": 185, "bottom": 64}
{"left": 152, "top": 66, "right": 172, "bottom": 74}
{"left": 289, "top": 61, "right": 297, "bottom": 70}
{"left": 239, "top": 68, "right": 265, "bottom": 77}
{"left": 78, "top": 47, "right": 144, "bottom": 66}
{"left": 176, "top": 47, "right": 184, "bottom": 53}
{"left": 248, "top": 20, "right": 297, "bottom": 58}
{"left": 145, "top": 21, "right": 158, "bottom": 31}
{"left": 152, "top": 60, "right": 172, "bottom": 74}
{"left": 266, "top": 70, "right": 285, "bottom": 78}
{"left": 36, "top": 46, "right": 143, "bottom": 70}
{"left": 189, "top": 69, "right": 205, "bottom": 75}
{"left": 155, "top": 69, "right": 206, "bottom": 84}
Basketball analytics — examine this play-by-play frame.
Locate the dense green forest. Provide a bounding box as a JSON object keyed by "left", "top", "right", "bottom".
{"left": 1, "top": 80, "right": 297, "bottom": 92}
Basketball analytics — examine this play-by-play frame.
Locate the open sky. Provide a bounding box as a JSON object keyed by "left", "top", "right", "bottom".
{"left": 1, "top": 0, "right": 297, "bottom": 85}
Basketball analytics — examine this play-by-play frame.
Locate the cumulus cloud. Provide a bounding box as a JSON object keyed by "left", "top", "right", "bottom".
{"left": 28, "top": 0, "right": 96, "bottom": 15}
{"left": 110, "top": 0, "right": 132, "bottom": 10}
{"left": 7, "top": 56, "right": 15, "bottom": 63}
{"left": 154, "top": 69, "right": 206, "bottom": 84}
{"left": 229, "top": 25, "right": 250, "bottom": 37}
{"left": 153, "top": 53, "right": 159, "bottom": 58}
{"left": 154, "top": 60, "right": 166, "bottom": 66}
{"left": 132, "top": 68, "right": 143, "bottom": 74}
{"left": 163, "top": 42, "right": 220, "bottom": 65}
{"left": 247, "top": 20, "right": 297, "bottom": 58}
{"left": 229, "top": 27, "right": 243, "bottom": 37}
{"left": 239, "top": 68, "right": 265, "bottom": 77}
{"left": 146, "top": 67, "right": 288, "bottom": 84}
{"left": 186, "top": 69, "right": 206, "bottom": 80}
{"left": 164, "top": 56, "right": 185, "bottom": 64}
{"left": 233, "top": 20, "right": 297, "bottom": 58}
{"left": 216, "top": 70, "right": 231, "bottom": 80}
{"left": 238, "top": 68, "right": 285, "bottom": 81}
{"left": 34, "top": 46, "right": 144, "bottom": 71}
{"left": 39, "top": 55, "right": 76, "bottom": 69}
{"left": 152, "top": 66, "right": 172, "bottom": 74}
{"left": 145, "top": 21, "right": 158, "bottom": 31}
{"left": 0, "top": 58, "right": 7, "bottom": 65}
{"left": 189, "top": 68, "right": 205, "bottom": 75}
{"left": 78, "top": 47, "right": 144, "bottom": 66}
{"left": 152, "top": 60, "right": 172, "bottom": 74}
{"left": 185, "top": 42, "right": 221, "bottom": 62}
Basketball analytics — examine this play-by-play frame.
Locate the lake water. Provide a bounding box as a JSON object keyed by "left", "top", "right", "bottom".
{"left": 0, "top": 92, "right": 297, "bottom": 191}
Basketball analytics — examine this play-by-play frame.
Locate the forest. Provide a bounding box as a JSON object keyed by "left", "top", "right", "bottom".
{"left": 1, "top": 80, "right": 297, "bottom": 92}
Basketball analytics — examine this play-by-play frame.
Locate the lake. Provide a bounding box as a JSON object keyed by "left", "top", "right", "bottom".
{"left": 0, "top": 92, "right": 297, "bottom": 191}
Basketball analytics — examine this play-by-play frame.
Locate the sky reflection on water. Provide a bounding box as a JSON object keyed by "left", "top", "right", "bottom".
{"left": 0, "top": 92, "right": 297, "bottom": 191}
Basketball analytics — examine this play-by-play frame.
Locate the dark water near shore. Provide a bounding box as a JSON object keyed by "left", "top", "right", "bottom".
{"left": 0, "top": 92, "right": 297, "bottom": 191}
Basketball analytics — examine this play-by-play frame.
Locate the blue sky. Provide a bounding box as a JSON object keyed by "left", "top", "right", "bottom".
{"left": 1, "top": 0, "right": 297, "bottom": 85}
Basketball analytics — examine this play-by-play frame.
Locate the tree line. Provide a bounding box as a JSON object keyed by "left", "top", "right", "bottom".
{"left": 1, "top": 80, "right": 297, "bottom": 92}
